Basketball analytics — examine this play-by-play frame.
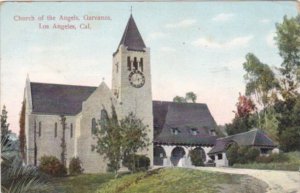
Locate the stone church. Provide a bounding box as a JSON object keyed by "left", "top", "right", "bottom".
{"left": 24, "top": 14, "right": 276, "bottom": 173}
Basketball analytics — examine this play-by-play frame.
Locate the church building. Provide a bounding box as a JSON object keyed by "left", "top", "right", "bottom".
{"left": 23, "top": 14, "right": 276, "bottom": 173}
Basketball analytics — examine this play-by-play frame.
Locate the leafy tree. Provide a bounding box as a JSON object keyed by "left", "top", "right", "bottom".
{"left": 173, "top": 96, "right": 186, "bottom": 103}
{"left": 243, "top": 53, "right": 279, "bottom": 108}
{"left": 189, "top": 148, "right": 204, "bottom": 166}
{"left": 275, "top": 15, "right": 300, "bottom": 100}
{"left": 92, "top": 104, "right": 122, "bottom": 176}
{"left": 19, "top": 100, "right": 26, "bottom": 162}
{"left": 122, "top": 154, "right": 150, "bottom": 172}
{"left": 120, "top": 112, "right": 150, "bottom": 172}
{"left": 1, "top": 105, "right": 11, "bottom": 143}
{"left": 185, "top": 92, "right": 197, "bottom": 103}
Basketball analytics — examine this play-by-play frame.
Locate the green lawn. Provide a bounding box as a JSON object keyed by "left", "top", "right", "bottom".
{"left": 232, "top": 151, "right": 300, "bottom": 171}
{"left": 49, "top": 168, "right": 267, "bottom": 193}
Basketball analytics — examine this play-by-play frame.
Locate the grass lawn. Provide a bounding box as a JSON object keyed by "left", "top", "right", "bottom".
{"left": 49, "top": 168, "right": 267, "bottom": 193}
{"left": 49, "top": 173, "right": 115, "bottom": 193}
{"left": 232, "top": 151, "right": 300, "bottom": 171}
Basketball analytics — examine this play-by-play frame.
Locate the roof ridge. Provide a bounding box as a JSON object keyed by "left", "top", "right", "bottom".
{"left": 218, "top": 129, "right": 257, "bottom": 140}
{"left": 31, "top": 82, "right": 97, "bottom": 88}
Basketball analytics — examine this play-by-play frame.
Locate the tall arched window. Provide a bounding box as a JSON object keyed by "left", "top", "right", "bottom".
{"left": 127, "top": 56, "right": 131, "bottom": 71}
{"left": 133, "top": 57, "right": 138, "bottom": 70}
{"left": 70, "top": 123, "right": 73, "bottom": 138}
{"left": 91, "top": 118, "right": 97, "bottom": 135}
{"left": 139, "top": 58, "right": 143, "bottom": 72}
{"left": 38, "top": 122, "right": 42, "bottom": 137}
{"left": 54, "top": 122, "right": 57, "bottom": 138}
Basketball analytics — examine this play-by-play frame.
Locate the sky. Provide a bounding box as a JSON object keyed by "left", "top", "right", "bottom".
{"left": 1, "top": 1, "right": 298, "bottom": 134}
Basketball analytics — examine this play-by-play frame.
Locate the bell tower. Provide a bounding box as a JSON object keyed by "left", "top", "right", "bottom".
{"left": 112, "top": 14, "right": 153, "bottom": 164}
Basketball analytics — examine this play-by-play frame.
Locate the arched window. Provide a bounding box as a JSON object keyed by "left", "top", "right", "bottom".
{"left": 70, "top": 123, "right": 73, "bottom": 138}
{"left": 133, "top": 57, "right": 138, "bottom": 70}
{"left": 54, "top": 122, "right": 57, "bottom": 138}
{"left": 91, "top": 118, "right": 97, "bottom": 135}
{"left": 38, "top": 122, "right": 42, "bottom": 137}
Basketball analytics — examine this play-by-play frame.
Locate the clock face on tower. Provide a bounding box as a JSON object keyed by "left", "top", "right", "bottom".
{"left": 128, "top": 70, "right": 145, "bottom": 88}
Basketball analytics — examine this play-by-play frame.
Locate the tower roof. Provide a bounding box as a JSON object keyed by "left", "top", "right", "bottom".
{"left": 116, "top": 14, "right": 146, "bottom": 52}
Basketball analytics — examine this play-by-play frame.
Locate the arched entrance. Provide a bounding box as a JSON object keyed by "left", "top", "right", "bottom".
{"left": 171, "top": 147, "right": 186, "bottom": 166}
{"left": 190, "top": 147, "right": 206, "bottom": 165}
{"left": 154, "top": 146, "right": 166, "bottom": 166}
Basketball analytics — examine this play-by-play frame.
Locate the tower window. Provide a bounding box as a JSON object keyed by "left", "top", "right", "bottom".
{"left": 115, "top": 63, "right": 119, "bottom": 73}
{"left": 70, "top": 123, "right": 73, "bottom": 138}
{"left": 91, "top": 118, "right": 97, "bottom": 135}
{"left": 38, "top": 122, "right": 42, "bottom": 137}
{"left": 127, "top": 56, "right": 131, "bottom": 71}
{"left": 133, "top": 57, "right": 138, "bottom": 70}
{"left": 139, "top": 58, "right": 143, "bottom": 72}
{"left": 54, "top": 122, "right": 57, "bottom": 138}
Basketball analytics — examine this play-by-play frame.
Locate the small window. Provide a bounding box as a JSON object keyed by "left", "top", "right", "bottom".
{"left": 139, "top": 58, "right": 143, "bottom": 72}
{"left": 133, "top": 57, "right": 138, "bottom": 70}
{"left": 38, "top": 122, "right": 42, "bottom": 137}
{"left": 217, "top": 154, "right": 223, "bottom": 160}
{"left": 171, "top": 128, "right": 179, "bottom": 135}
{"left": 191, "top": 128, "right": 198, "bottom": 135}
{"left": 127, "top": 56, "right": 131, "bottom": 71}
{"left": 54, "top": 122, "right": 57, "bottom": 138}
{"left": 70, "top": 123, "right": 73, "bottom": 138}
{"left": 115, "top": 63, "right": 119, "bottom": 73}
{"left": 91, "top": 118, "right": 97, "bottom": 135}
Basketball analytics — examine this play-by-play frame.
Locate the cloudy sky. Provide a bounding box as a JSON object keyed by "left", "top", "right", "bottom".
{"left": 1, "top": 1, "right": 298, "bottom": 134}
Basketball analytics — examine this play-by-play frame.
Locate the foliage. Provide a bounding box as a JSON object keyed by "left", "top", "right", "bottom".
{"left": 226, "top": 144, "right": 260, "bottom": 166}
{"left": 234, "top": 93, "right": 256, "bottom": 118}
{"left": 275, "top": 15, "right": 300, "bottom": 99}
{"left": 173, "top": 91, "right": 197, "bottom": 103}
{"left": 92, "top": 104, "right": 122, "bottom": 175}
{"left": 243, "top": 53, "right": 279, "bottom": 107}
{"left": 19, "top": 100, "right": 26, "bottom": 161}
{"left": 173, "top": 96, "right": 186, "bottom": 103}
{"left": 185, "top": 92, "right": 197, "bottom": 103}
{"left": 122, "top": 154, "right": 150, "bottom": 172}
{"left": 233, "top": 151, "right": 300, "bottom": 171}
{"left": 1, "top": 134, "right": 50, "bottom": 193}
{"left": 189, "top": 149, "right": 204, "bottom": 166}
{"left": 120, "top": 113, "right": 150, "bottom": 167}
{"left": 96, "top": 168, "right": 265, "bottom": 193}
{"left": 69, "top": 157, "right": 84, "bottom": 175}
{"left": 39, "top": 155, "right": 67, "bottom": 177}
{"left": 1, "top": 105, "right": 11, "bottom": 143}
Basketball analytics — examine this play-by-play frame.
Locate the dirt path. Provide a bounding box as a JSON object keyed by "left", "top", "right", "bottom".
{"left": 196, "top": 167, "right": 300, "bottom": 193}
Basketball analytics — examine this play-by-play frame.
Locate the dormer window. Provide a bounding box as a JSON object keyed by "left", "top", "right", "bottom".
{"left": 191, "top": 128, "right": 198, "bottom": 136}
{"left": 171, "top": 128, "right": 179, "bottom": 135}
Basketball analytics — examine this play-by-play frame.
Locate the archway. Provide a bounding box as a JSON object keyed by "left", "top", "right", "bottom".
{"left": 171, "top": 147, "right": 186, "bottom": 166}
{"left": 190, "top": 147, "right": 206, "bottom": 165}
{"left": 154, "top": 146, "right": 166, "bottom": 166}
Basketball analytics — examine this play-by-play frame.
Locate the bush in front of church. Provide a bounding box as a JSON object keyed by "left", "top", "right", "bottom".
{"left": 122, "top": 154, "right": 150, "bottom": 172}
{"left": 189, "top": 149, "right": 204, "bottom": 166}
{"left": 39, "top": 155, "right": 67, "bottom": 177}
{"left": 69, "top": 157, "right": 84, "bottom": 175}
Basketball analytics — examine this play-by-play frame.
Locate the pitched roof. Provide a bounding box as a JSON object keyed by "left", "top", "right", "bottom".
{"left": 30, "top": 82, "right": 96, "bottom": 115}
{"left": 116, "top": 14, "right": 146, "bottom": 52}
{"left": 153, "top": 101, "right": 217, "bottom": 146}
{"left": 208, "top": 128, "right": 277, "bottom": 154}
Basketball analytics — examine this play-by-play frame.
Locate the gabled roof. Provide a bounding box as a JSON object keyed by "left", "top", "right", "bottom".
{"left": 153, "top": 101, "right": 217, "bottom": 146}
{"left": 30, "top": 82, "right": 96, "bottom": 115}
{"left": 208, "top": 128, "right": 277, "bottom": 155}
{"left": 116, "top": 14, "right": 146, "bottom": 52}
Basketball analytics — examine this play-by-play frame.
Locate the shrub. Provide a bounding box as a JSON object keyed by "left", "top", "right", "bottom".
{"left": 226, "top": 143, "right": 239, "bottom": 166}
{"left": 227, "top": 144, "right": 260, "bottom": 165}
{"left": 245, "top": 147, "right": 260, "bottom": 162}
{"left": 123, "top": 154, "right": 150, "bottom": 172}
{"left": 39, "top": 155, "right": 67, "bottom": 177}
{"left": 256, "top": 153, "right": 289, "bottom": 163}
{"left": 189, "top": 149, "right": 204, "bottom": 166}
{"left": 69, "top": 157, "right": 84, "bottom": 175}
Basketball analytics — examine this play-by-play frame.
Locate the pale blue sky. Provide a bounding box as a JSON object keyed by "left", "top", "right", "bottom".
{"left": 1, "top": 1, "right": 298, "bottom": 133}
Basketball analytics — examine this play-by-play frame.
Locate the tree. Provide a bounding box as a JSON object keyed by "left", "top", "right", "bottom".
{"left": 275, "top": 15, "right": 300, "bottom": 100}
{"left": 173, "top": 91, "right": 197, "bottom": 103}
{"left": 1, "top": 105, "right": 11, "bottom": 142}
{"left": 120, "top": 112, "right": 150, "bottom": 172}
{"left": 92, "top": 104, "right": 122, "bottom": 176}
{"left": 19, "top": 100, "right": 26, "bottom": 162}
{"left": 243, "top": 53, "right": 278, "bottom": 108}
{"left": 185, "top": 92, "right": 197, "bottom": 103}
{"left": 173, "top": 96, "right": 186, "bottom": 103}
